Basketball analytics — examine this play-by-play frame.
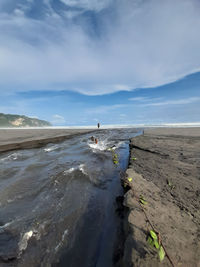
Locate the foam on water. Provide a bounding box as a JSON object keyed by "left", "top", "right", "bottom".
{"left": 79, "top": 164, "right": 87, "bottom": 175}
{"left": 63, "top": 168, "right": 75, "bottom": 174}
{"left": 18, "top": 230, "right": 34, "bottom": 255}
{"left": 63, "top": 164, "right": 87, "bottom": 176}
{"left": 44, "top": 145, "right": 59, "bottom": 152}
{"left": 0, "top": 152, "right": 20, "bottom": 162}
{"left": 88, "top": 139, "right": 126, "bottom": 153}
{"left": 88, "top": 140, "right": 110, "bottom": 151}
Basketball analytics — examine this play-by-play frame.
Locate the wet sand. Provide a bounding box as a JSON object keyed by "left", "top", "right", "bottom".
{"left": 122, "top": 127, "right": 200, "bottom": 267}
{"left": 0, "top": 129, "right": 96, "bottom": 153}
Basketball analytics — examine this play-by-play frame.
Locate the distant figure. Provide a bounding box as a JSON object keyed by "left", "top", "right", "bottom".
{"left": 95, "top": 138, "right": 98, "bottom": 144}
{"left": 91, "top": 136, "right": 94, "bottom": 142}
{"left": 97, "top": 122, "right": 100, "bottom": 129}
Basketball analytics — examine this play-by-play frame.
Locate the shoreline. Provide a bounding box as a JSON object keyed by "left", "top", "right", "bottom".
{"left": 0, "top": 129, "right": 96, "bottom": 153}
{"left": 122, "top": 127, "right": 200, "bottom": 266}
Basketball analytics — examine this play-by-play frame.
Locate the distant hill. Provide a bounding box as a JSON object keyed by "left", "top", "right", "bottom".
{"left": 0, "top": 113, "right": 51, "bottom": 127}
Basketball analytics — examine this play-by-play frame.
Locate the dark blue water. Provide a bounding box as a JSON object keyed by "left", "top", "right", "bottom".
{"left": 0, "top": 129, "right": 141, "bottom": 267}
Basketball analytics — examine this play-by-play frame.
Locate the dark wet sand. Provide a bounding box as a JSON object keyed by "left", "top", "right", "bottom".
{"left": 122, "top": 127, "right": 200, "bottom": 267}
{"left": 0, "top": 128, "right": 96, "bottom": 153}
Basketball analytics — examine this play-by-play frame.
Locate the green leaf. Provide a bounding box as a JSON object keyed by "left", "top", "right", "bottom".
{"left": 149, "top": 230, "right": 158, "bottom": 241}
{"left": 139, "top": 195, "right": 147, "bottom": 205}
{"left": 154, "top": 240, "right": 160, "bottom": 249}
{"left": 147, "top": 236, "right": 154, "bottom": 247}
{"left": 140, "top": 199, "right": 147, "bottom": 205}
{"left": 158, "top": 246, "right": 165, "bottom": 261}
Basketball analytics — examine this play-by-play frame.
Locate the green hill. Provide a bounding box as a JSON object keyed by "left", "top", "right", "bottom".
{"left": 0, "top": 113, "right": 51, "bottom": 127}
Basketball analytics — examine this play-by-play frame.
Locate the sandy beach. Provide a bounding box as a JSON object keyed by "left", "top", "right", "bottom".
{"left": 122, "top": 127, "right": 200, "bottom": 266}
{"left": 0, "top": 128, "right": 96, "bottom": 153}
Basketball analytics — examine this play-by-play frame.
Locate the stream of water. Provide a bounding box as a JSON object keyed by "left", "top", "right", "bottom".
{"left": 0, "top": 128, "right": 141, "bottom": 267}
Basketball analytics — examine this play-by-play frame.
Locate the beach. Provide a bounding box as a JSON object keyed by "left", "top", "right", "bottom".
{"left": 0, "top": 127, "right": 200, "bottom": 266}
{"left": 122, "top": 127, "right": 200, "bottom": 266}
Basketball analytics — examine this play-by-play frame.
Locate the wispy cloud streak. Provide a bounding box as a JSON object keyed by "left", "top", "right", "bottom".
{"left": 142, "top": 97, "right": 200, "bottom": 106}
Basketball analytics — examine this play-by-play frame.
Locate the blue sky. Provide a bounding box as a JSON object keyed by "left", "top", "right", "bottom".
{"left": 0, "top": 0, "right": 200, "bottom": 126}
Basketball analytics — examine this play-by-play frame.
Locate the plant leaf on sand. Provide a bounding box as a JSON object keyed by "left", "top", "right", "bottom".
{"left": 147, "top": 230, "right": 165, "bottom": 262}
{"left": 159, "top": 246, "right": 165, "bottom": 261}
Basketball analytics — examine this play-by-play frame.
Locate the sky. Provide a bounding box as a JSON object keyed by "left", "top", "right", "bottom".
{"left": 0, "top": 0, "right": 200, "bottom": 126}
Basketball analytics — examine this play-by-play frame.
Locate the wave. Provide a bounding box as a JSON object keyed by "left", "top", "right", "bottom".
{"left": 63, "top": 164, "right": 87, "bottom": 176}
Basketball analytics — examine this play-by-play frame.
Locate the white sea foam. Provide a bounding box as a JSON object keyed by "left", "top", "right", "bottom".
{"left": 79, "top": 164, "right": 87, "bottom": 175}
{"left": 63, "top": 164, "right": 87, "bottom": 175}
{"left": 18, "top": 230, "right": 33, "bottom": 254}
{"left": 88, "top": 140, "right": 109, "bottom": 151}
{"left": 44, "top": 145, "right": 59, "bottom": 152}
{"left": 63, "top": 167, "right": 75, "bottom": 174}
{"left": 0, "top": 152, "right": 20, "bottom": 162}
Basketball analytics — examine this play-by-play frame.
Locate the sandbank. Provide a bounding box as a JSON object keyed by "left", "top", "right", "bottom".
{"left": 0, "top": 128, "right": 96, "bottom": 153}
{"left": 122, "top": 127, "right": 200, "bottom": 266}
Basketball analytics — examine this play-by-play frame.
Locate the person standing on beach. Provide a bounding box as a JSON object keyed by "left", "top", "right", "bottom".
{"left": 97, "top": 122, "right": 100, "bottom": 129}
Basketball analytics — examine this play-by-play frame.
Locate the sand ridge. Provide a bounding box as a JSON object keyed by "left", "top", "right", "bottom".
{"left": 0, "top": 129, "right": 97, "bottom": 153}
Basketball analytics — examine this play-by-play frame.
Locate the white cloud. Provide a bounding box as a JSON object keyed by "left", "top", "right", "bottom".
{"left": 60, "top": 0, "right": 112, "bottom": 12}
{"left": 143, "top": 97, "right": 200, "bottom": 106}
{"left": 0, "top": 0, "right": 200, "bottom": 95}
{"left": 128, "top": 97, "right": 163, "bottom": 103}
{"left": 128, "top": 97, "right": 149, "bottom": 101}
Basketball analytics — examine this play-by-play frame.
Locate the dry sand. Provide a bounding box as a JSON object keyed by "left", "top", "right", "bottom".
{"left": 122, "top": 127, "right": 200, "bottom": 267}
{"left": 0, "top": 128, "right": 96, "bottom": 153}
